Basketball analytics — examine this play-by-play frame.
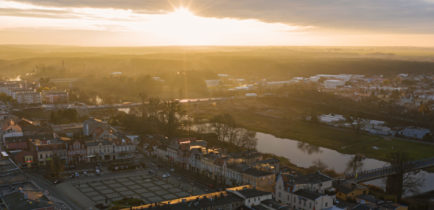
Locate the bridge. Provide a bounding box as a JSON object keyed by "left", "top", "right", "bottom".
{"left": 35, "top": 97, "right": 229, "bottom": 111}
{"left": 346, "top": 157, "right": 434, "bottom": 183}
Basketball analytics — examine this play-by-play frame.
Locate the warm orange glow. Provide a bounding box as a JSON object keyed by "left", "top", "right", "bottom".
{"left": 1, "top": 1, "right": 434, "bottom": 46}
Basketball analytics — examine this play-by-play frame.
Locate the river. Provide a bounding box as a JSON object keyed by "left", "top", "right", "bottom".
{"left": 255, "top": 132, "right": 434, "bottom": 197}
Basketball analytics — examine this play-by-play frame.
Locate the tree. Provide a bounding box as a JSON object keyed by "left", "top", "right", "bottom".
{"left": 159, "top": 100, "right": 186, "bottom": 138}
{"left": 211, "top": 113, "right": 236, "bottom": 142}
{"left": 346, "top": 154, "right": 365, "bottom": 174}
{"left": 310, "top": 159, "right": 328, "bottom": 172}
{"left": 48, "top": 154, "right": 64, "bottom": 178}
{"left": 0, "top": 93, "right": 16, "bottom": 103}
{"left": 349, "top": 113, "right": 363, "bottom": 133}
{"left": 236, "top": 129, "right": 258, "bottom": 150}
{"left": 386, "top": 152, "right": 424, "bottom": 201}
{"left": 139, "top": 92, "right": 148, "bottom": 118}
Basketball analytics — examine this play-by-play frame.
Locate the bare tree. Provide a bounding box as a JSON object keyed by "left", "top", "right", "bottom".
{"left": 159, "top": 100, "right": 186, "bottom": 138}
{"left": 237, "top": 129, "right": 258, "bottom": 150}
{"left": 346, "top": 154, "right": 365, "bottom": 174}
{"left": 386, "top": 152, "right": 424, "bottom": 201}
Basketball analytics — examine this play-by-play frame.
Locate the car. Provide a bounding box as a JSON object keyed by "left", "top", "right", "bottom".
{"left": 162, "top": 173, "right": 170, "bottom": 178}
{"left": 75, "top": 172, "right": 79, "bottom": 177}
{"left": 170, "top": 168, "right": 175, "bottom": 172}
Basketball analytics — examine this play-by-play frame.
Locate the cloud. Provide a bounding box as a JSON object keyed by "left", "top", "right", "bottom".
{"left": 8, "top": 0, "right": 434, "bottom": 33}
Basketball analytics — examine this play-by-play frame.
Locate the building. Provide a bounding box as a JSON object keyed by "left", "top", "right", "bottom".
{"left": 1, "top": 119, "right": 23, "bottom": 144}
{"left": 292, "top": 189, "right": 334, "bottom": 210}
{"left": 113, "top": 136, "right": 136, "bottom": 160}
{"left": 63, "top": 138, "right": 87, "bottom": 166}
{"left": 232, "top": 188, "right": 273, "bottom": 208}
{"left": 51, "top": 123, "right": 83, "bottom": 138}
{"left": 29, "top": 139, "right": 67, "bottom": 166}
{"left": 275, "top": 172, "right": 335, "bottom": 210}
{"left": 242, "top": 168, "right": 275, "bottom": 192}
{"left": 41, "top": 90, "right": 69, "bottom": 104}
{"left": 334, "top": 180, "right": 369, "bottom": 201}
{"left": 4, "top": 136, "right": 29, "bottom": 150}
{"left": 397, "top": 127, "right": 431, "bottom": 140}
{"left": 86, "top": 140, "right": 115, "bottom": 162}
{"left": 83, "top": 118, "right": 118, "bottom": 140}
{"left": 12, "top": 150, "right": 34, "bottom": 168}
{"left": 128, "top": 186, "right": 273, "bottom": 210}
{"left": 12, "top": 90, "right": 42, "bottom": 104}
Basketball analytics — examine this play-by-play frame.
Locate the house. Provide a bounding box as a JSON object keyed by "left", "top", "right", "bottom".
{"left": 254, "top": 199, "right": 290, "bottom": 210}
{"left": 397, "top": 127, "right": 431, "bottom": 140}
{"left": 1, "top": 119, "right": 23, "bottom": 144}
{"left": 231, "top": 188, "right": 273, "bottom": 208}
{"left": 29, "top": 139, "right": 67, "bottom": 166}
{"left": 334, "top": 180, "right": 369, "bottom": 201}
{"left": 275, "top": 172, "right": 335, "bottom": 210}
{"left": 292, "top": 189, "right": 334, "bottom": 210}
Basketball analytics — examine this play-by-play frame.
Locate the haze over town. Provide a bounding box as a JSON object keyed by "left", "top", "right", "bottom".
{"left": 0, "top": 1, "right": 433, "bottom": 210}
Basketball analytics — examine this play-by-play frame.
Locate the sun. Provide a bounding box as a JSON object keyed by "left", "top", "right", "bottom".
{"left": 171, "top": 7, "right": 195, "bottom": 18}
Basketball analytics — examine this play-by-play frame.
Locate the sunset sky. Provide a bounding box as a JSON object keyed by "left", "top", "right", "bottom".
{"left": 1, "top": 0, "right": 434, "bottom": 46}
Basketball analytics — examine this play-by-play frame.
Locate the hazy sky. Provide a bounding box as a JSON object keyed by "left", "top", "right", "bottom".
{"left": 1, "top": 0, "right": 434, "bottom": 46}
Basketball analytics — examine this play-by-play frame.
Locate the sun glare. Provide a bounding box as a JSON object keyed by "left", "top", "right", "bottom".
{"left": 171, "top": 7, "right": 195, "bottom": 19}
{"left": 0, "top": 1, "right": 308, "bottom": 45}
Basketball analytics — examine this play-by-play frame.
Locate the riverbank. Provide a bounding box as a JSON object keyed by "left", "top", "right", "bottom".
{"left": 187, "top": 99, "right": 434, "bottom": 164}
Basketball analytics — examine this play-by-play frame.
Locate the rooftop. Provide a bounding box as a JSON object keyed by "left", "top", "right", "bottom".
{"left": 237, "top": 188, "right": 271, "bottom": 199}
{"left": 294, "top": 189, "right": 322, "bottom": 200}
{"left": 293, "top": 172, "right": 332, "bottom": 185}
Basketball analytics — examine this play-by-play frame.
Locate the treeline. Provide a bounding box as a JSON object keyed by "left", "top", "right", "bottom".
{"left": 0, "top": 93, "right": 16, "bottom": 103}
{"left": 109, "top": 98, "right": 186, "bottom": 138}
{"left": 206, "top": 113, "right": 258, "bottom": 151}
{"left": 49, "top": 109, "right": 81, "bottom": 124}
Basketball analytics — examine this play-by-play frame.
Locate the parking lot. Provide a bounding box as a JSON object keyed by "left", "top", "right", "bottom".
{"left": 66, "top": 170, "right": 206, "bottom": 206}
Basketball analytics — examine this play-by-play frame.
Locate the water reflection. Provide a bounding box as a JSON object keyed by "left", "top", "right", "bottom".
{"left": 345, "top": 154, "right": 365, "bottom": 174}
{"left": 255, "top": 132, "right": 434, "bottom": 196}
{"left": 297, "top": 142, "right": 322, "bottom": 155}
